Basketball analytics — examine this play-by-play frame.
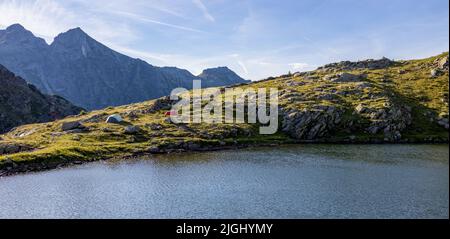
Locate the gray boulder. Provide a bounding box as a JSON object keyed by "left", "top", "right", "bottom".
{"left": 355, "top": 82, "right": 372, "bottom": 89}
{"left": 124, "top": 125, "right": 140, "bottom": 134}
{"left": 431, "top": 69, "right": 441, "bottom": 78}
{"left": 61, "top": 121, "right": 83, "bottom": 131}
{"left": 0, "top": 143, "right": 32, "bottom": 154}
{"left": 285, "top": 80, "right": 305, "bottom": 87}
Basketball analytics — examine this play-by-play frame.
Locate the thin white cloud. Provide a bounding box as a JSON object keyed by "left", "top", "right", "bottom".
{"left": 192, "top": 0, "right": 215, "bottom": 22}
{"left": 106, "top": 10, "right": 205, "bottom": 33}
{"left": 141, "top": 2, "right": 185, "bottom": 18}
{"left": 0, "top": 0, "right": 139, "bottom": 45}
{"left": 0, "top": 0, "right": 73, "bottom": 43}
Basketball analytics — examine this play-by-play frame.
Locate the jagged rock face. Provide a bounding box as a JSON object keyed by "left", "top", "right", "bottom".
{"left": 431, "top": 55, "right": 449, "bottom": 77}
{"left": 318, "top": 57, "right": 394, "bottom": 71}
{"left": 280, "top": 99, "right": 413, "bottom": 142}
{"left": 0, "top": 24, "right": 50, "bottom": 92}
{"left": 436, "top": 55, "right": 449, "bottom": 71}
{"left": 361, "top": 102, "right": 413, "bottom": 141}
{"left": 0, "top": 65, "right": 83, "bottom": 133}
{"left": 281, "top": 105, "right": 343, "bottom": 140}
{"left": 277, "top": 62, "right": 426, "bottom": 142}
{"left": 0, "top": 25, "right": 248, "bottom": 110}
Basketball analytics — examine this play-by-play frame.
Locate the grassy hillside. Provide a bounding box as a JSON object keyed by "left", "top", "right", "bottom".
{"left": 0, "top": 53, "right": 448, "bottom": 174}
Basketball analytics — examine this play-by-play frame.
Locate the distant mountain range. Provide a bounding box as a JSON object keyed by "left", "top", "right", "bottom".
{"left": 0, "top": 64, "right": 82, "bottom": 134}
{"left": 0, "top": 24, "right": 249, "bottom": 110}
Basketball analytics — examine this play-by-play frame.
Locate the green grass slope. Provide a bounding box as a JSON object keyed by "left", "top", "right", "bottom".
{"left": 0, "top": 53, "right": 448, "bottom": 174}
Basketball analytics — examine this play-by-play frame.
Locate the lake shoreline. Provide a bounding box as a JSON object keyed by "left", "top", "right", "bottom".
{"left": 0, "top": 144, "right": 448, "bottom": 219}
{"left": 1, "top": 138, "right": 448, "bottom": 177}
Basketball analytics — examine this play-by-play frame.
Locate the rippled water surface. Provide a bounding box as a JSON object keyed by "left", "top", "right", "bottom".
{"left": 0, "top": 144, "right": 448, "bottom": 218}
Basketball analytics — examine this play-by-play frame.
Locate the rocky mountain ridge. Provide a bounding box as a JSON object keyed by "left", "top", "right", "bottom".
{"left": 0, "top": 24, "right": 248, "bottom": 110}
{"left": 198, "top": 67, "right": 251, "bottom": 86}
{"left": 0, "top": 64, "right": 83, "bottom": 134}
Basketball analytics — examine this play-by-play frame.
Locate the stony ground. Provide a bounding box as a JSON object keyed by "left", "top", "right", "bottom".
{"left": 0, "top": 53, "right": 448, "bottom": 174}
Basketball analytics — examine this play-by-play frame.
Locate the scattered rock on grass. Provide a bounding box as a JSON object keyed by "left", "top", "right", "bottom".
{"left": 124, "top": 125, "right": 141, "bottom": 134}
{"left": 61, "top": 121, "right": 83, "bottom": 131}
{"left": 0, "top": 143, "right": 32, "bottom": 154}
{"left": 148, "top": 146, "right": 161, "bottom": 153}
{"left": 324, "top": 73, "right": 366, "bottom": 83}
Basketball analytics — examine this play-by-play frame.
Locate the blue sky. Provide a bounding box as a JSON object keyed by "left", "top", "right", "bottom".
{"left": 0, "top": 0, "right": 448, "bottom": 80}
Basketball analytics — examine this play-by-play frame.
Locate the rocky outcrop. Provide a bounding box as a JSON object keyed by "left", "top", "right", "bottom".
{"left": 280, "top": 101, "right": 413, "bottom": 142}
{"left": 324, "top": 73, "right": 367, "bottom": 82}
{"left": 61, "top": 121, "right": 83, "bottom": 131}
{"left": 124, "top": 125, "right": 141, "bottom": 134}
{"left": 431, "top": 55, "right": 449, "bottom": 77}
{"left": 436, "top": 55, "right": 449, "bottom": 71}
{"left": 362, "top": 103, "right": 412, "bottom": 141}
{"left": 0, "top": 64, "right": 83, "bottom": 134}
{"left": 281, "top": 106, "right": 343, "bottom": 140}
{"left": 318, "top": 57, "right": 394, "bottom": 71}
{"left": 145, "top": 97, "right": 173, "bottom": 113}
{"left": 0, "top": 142, "right": 32, "bottom": 155}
